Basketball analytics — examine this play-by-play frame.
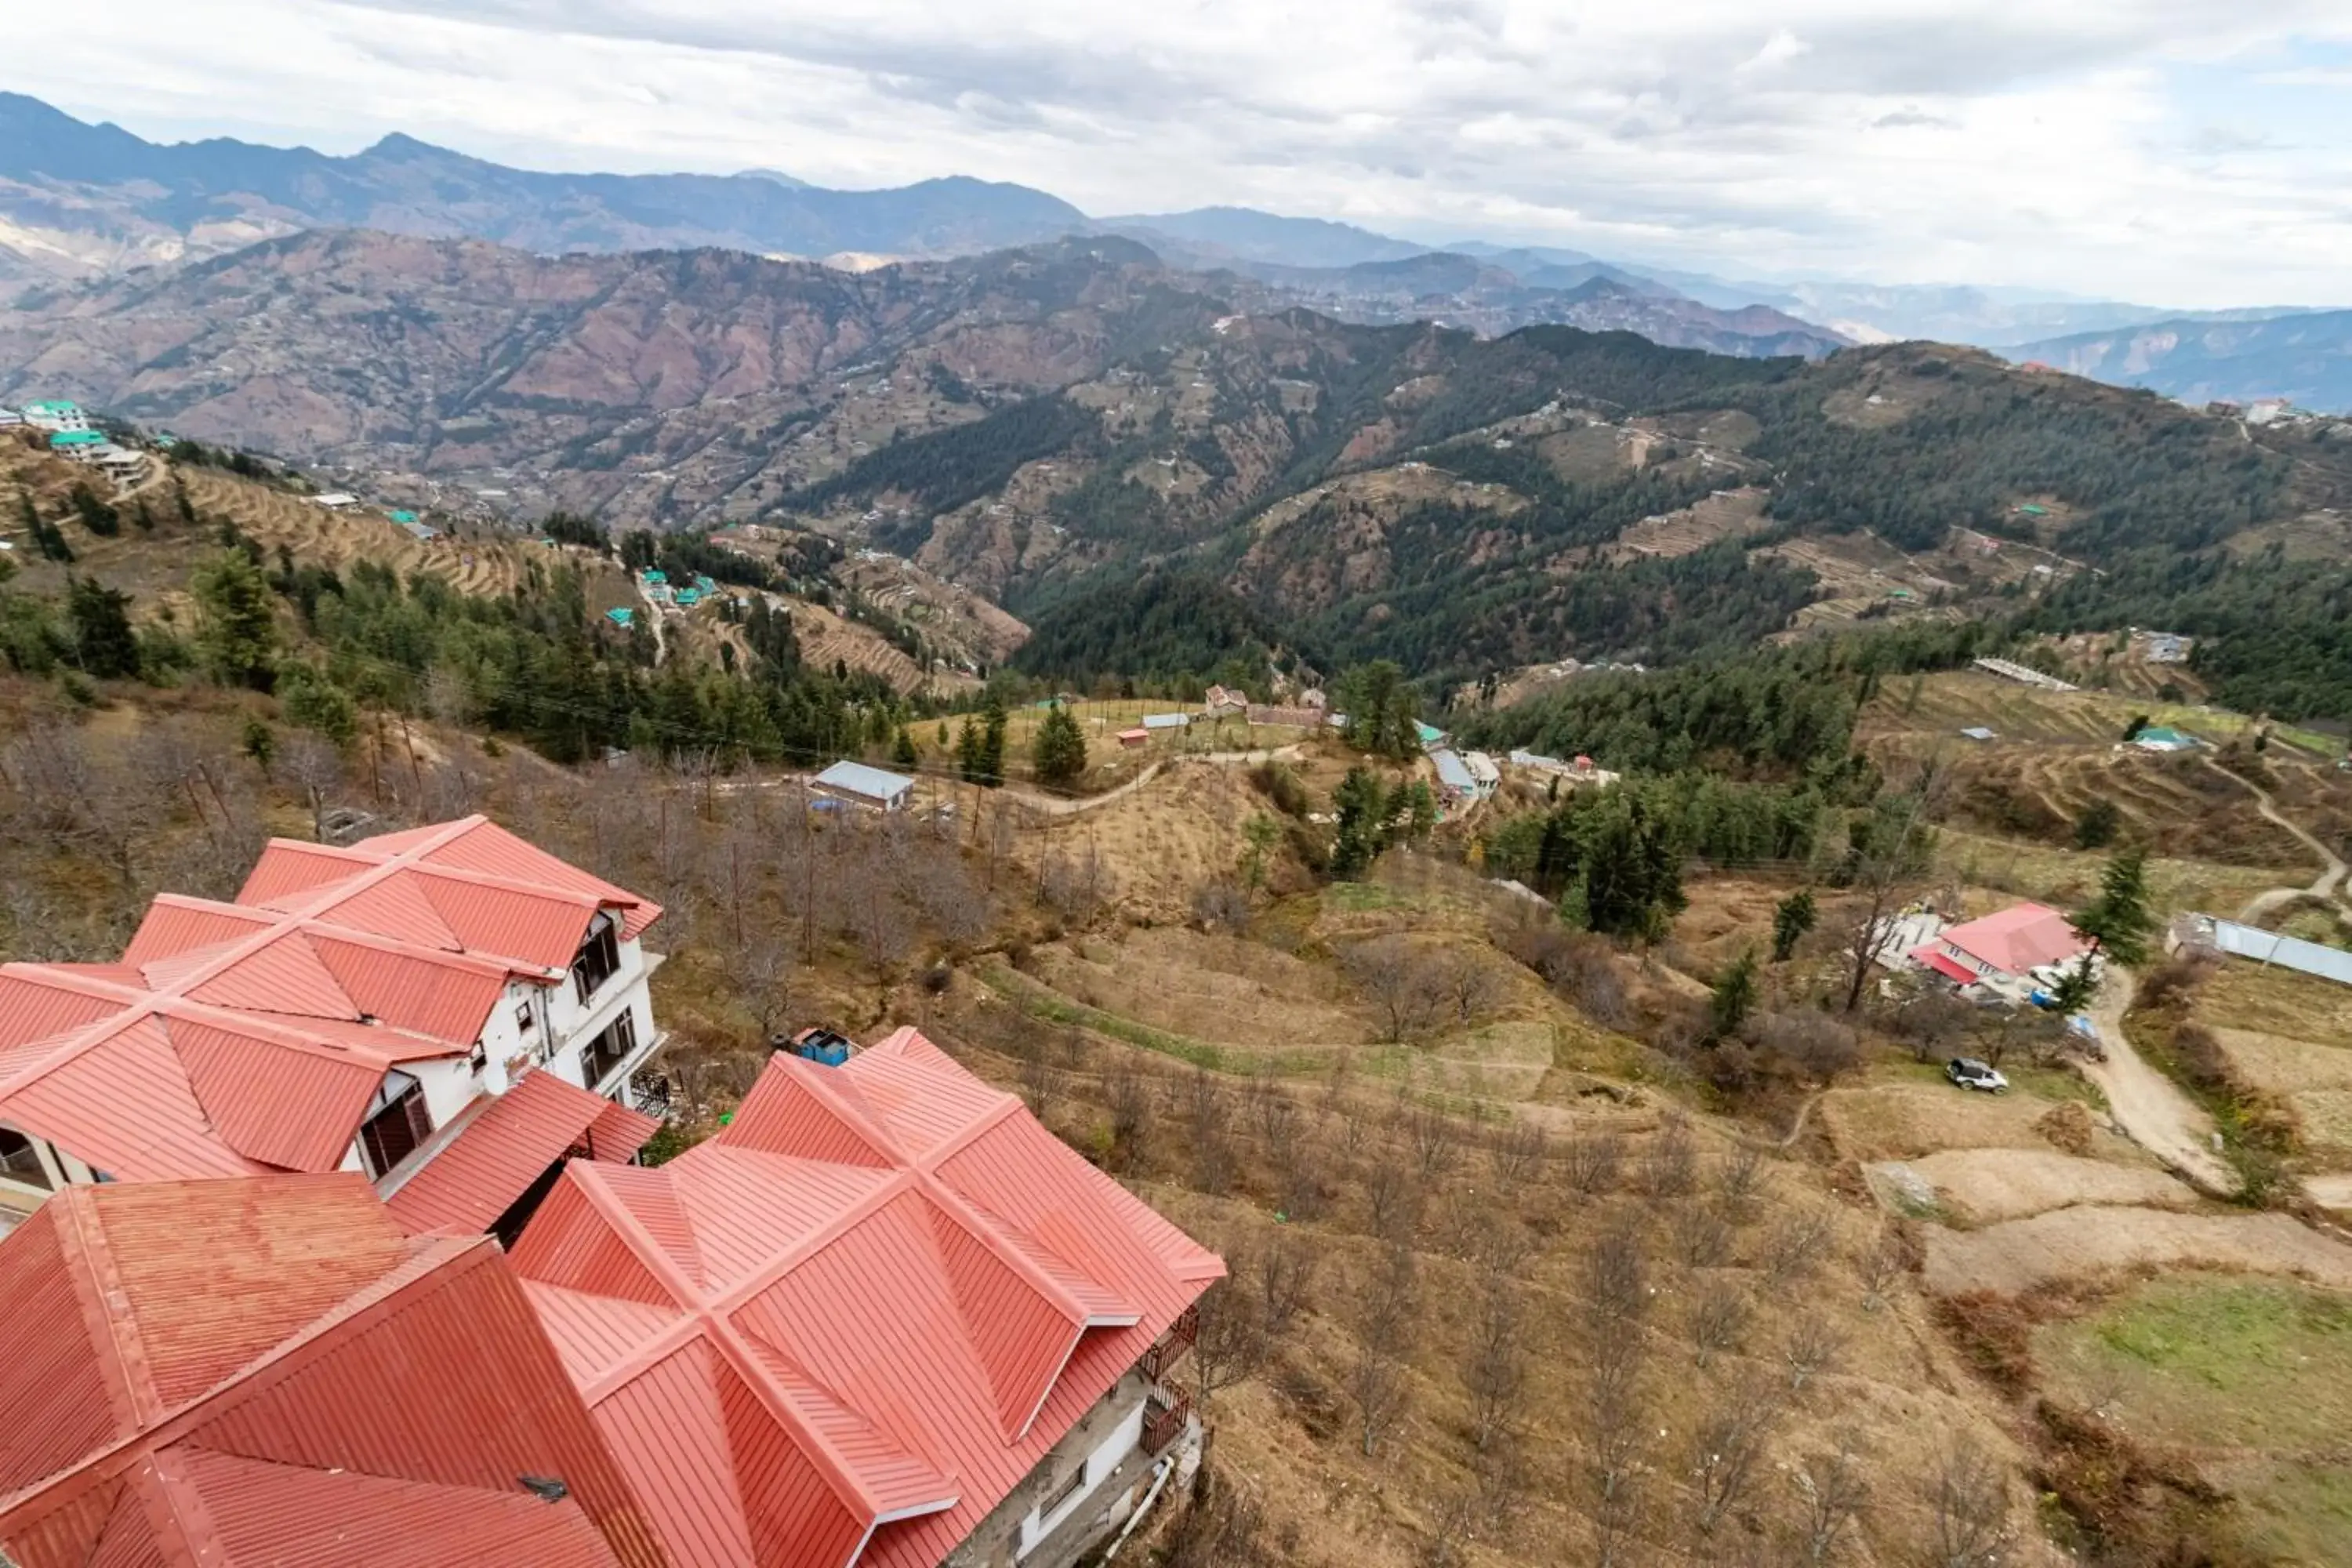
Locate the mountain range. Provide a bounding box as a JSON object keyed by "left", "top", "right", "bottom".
{"left": 7, "top": 91, "right": 2349, "bottom": 407}
{"left": 7, "top": 221, "right": 2346, "bottom": 707}
{"left": 2005, "top": 310, "right": 2352, "bottom": 412}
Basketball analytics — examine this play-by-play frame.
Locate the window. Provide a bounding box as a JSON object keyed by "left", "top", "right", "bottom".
{"left": 0, "top": 1126, "right": 54, "bottom": 1191}
{"left": 581, "top": 1011, "right": 639, "bottom": 1091}
{"left": 572, "top": 914, "right": 621, "bottom": 1004}
{"left": 1038, "top": 1461, "right": 1087, "bottom": 1519}
{"left": 515, "top": 1000, "right": 536, "bottom": 1035}
{"left": 358, "top": 1072, "right": 434, "bottom": 1179}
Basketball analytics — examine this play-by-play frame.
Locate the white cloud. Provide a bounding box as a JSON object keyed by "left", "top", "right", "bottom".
{"left": 9, "top": 0, "right": 2352, "bottom": 305}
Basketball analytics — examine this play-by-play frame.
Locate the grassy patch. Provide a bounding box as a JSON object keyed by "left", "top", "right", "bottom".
{"left": 2041, "top": 1275, "right": 2352, "bottom": 1455}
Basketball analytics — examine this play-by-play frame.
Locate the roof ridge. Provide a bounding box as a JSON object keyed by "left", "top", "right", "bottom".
{"left": 565, "top": 1163, "right": 890, "bottom": 1526}
{"left": 0, "top": 820, "right": 485, "bottom": 1107}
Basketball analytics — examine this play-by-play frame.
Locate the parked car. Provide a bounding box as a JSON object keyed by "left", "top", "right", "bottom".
{"left": 1946, "top": 1057, "right": 2009, "bottom": 1094}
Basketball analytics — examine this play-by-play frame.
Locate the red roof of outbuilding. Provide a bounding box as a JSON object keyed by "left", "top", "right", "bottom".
{"left": 0, "top": 1175, "right": 671, "bottom": 1568}
{"left": 387, "top": 1067, "right": 662, "bottom": 1237}
{"left": 510, "top": 1027, "right": 1223, "bottom": 1568}
{"left": 0, "top": 816, "right": 659, "bottom": 1190}
{"left": 1911, "top": 945, "right": 1980, "bottom": 986}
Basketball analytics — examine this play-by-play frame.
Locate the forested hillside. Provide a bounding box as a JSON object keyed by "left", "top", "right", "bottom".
{"left": 11, "top": 224, "right": 2352, "bottom": 720}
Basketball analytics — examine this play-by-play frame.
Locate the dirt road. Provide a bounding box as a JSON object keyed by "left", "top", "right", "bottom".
{"left": 2213, "top": 759, "right": 2348, "bottom": 923}
{"left": 2078, "top": 965, "right": 2238, "bottom": 1196}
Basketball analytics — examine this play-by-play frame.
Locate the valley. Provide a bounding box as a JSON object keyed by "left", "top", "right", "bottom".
{"left": 11, "top": 230, "right": 2352, "bottom": 1567}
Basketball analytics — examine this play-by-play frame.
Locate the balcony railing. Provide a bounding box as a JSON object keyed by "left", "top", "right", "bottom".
{"left": 1137, "top": 1304, "right": 1199, "bottom": 1384}
{"left": 1141, "top": 1385, "right": 1192, "bottom": 1457}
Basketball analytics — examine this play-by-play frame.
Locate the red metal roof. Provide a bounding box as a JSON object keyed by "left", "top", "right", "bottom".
{"left": 385, "top": 1069, "right": 662, "bottom": 1238}
{"left": 509, "top": 1029, "right": 1222, "bottom": 1568}
{"left": 1937, "top": 902, "right": 2091, "bottom": 977}
{"left": 0, "top": 1176, "right": 670, "bottom": 1568}
{"left": 0, "top": 816, "right": 659, "bottom": 1199}
{"left": 1911, "top": 946, "right": 1981, "bottom": 986}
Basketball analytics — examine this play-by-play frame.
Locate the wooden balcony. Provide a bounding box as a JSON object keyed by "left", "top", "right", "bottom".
{"left": 1137, "top": 1304, "right": 1199, "bottom": 1383}
{"left": 1141, "top": 1385, "right": 1192, "bottom": 1457}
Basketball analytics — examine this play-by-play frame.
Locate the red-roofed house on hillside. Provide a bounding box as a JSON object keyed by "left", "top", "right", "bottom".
{"left": 1910, "top": 901, "right": 2094, "bottom": 993}
{"left": 0, "top": 815, "right": 669, "bottom": 1241}
{"left": 0, "top": 1173, "right": 670, "bottom": 1568}
{"left": 509, "top": 1026, "right": 1225, "bottom": 1568}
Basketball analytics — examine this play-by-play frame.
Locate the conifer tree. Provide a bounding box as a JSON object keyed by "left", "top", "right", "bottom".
{"left": 191, "top": 548, "right": 278, "bottom": 690}
{"left": 1330, "top": 767, "right": 1389, "bottom": 880}
{"left": 2071, "top": 847, "right": 2154, "bottom": 966}
{"left": 1031, "top": 702, "right": 1087, "bottom": 788}
{"left": 1707, "top": 947, "right": 1759, "bottom": 1044}
{"left": 1771, "top": 888, "right": 1817, "bottom": 963}
{"left": 892, "top": 725, "right": 919, "bottom": 769}
{"left": 66, "top": 575, "right": 140, "bottom": 680}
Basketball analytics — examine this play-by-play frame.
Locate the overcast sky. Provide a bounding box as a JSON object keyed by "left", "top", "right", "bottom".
{"left": 13, "top": 2, "right": 2352, "bottom": 306}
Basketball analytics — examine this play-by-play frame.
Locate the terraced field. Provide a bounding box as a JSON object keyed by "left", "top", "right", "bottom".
{"left": 1610, "top": 485, "right": 1767, "bottom": 559}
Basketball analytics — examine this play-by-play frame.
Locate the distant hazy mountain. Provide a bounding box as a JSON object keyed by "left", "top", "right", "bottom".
{"left": 1097, "top": 207, "right": 1431, "bottom": 269}
{"left": 1207, "top": 254, "right": 1846, "bottom": 358}
{"left": 2005, "top": 310, "right": 2352, "bottom": 413}
{"left": 5, "top": 91, "right": 2336, "bottom": 365}
{"left": 0, "top": 93, "right": 1083, "bottom": 291}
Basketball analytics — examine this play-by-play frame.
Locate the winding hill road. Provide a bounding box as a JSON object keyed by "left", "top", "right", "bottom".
{"left": 2079, "top": 965, "right": 2239, "bottom": 1196}
{"left": 2212, "top": 758, "right": 2349, "bottom": 924}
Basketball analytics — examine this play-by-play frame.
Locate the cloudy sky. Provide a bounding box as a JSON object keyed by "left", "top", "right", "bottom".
{"left": 13, "top": 2, "right": 2352, "bottom": 306}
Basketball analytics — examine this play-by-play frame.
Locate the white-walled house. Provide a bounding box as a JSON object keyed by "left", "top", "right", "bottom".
{"left": 0, "top": 816, "right": 669, "bottom": 1239}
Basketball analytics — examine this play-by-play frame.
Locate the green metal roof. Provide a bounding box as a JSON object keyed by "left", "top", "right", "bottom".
{"left": 49, "top": 430, "right": 104, "bottom": 446}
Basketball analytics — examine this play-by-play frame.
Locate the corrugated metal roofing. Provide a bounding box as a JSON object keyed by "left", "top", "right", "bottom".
{"left": 0, "top": 972, "right": 125, "bottom": 1051}
{"left": 812, "top": 760, "right": 916, "bottom": 804}
{"left": 510, "top": 1031, "right": 1223, "bottom": 1568}
{"left": 172, "top": 1449, "right": 624, "bottom": 1568}
{"left": 122, "top": 897, "right": 274, "bottom": 967}
{"left": 0, "top": 1176, "right": 669, "bottom": 1568}
{"left": 385, "top": 1069, "right": 659, "bottom": 1238}
{"left": 171, "top": 1018, "right": 387, "bottom": 1174}
{"left": 0, "top": 816, "right": 662, "bottom": 1210}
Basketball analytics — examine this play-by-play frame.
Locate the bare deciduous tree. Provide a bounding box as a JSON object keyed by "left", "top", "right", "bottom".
{"left": 1105, "top": 1060, "right": 1153, "bottom": 1173}
{"left": 1582, "top": 1221, "right": 1650, "bottom": 1331}
{"left": 1783, "top": 1317, "right": 1845, "bottom": 1394}
{"left": 1713, "top": 1144, "right": 1766, "bottom": 1221}
{"left": 1186, "top": 1068, "right": 1236, "bottom": 1195}
{"left": 1406, "top": 1102, "right": 1462, "bottom": 1181}
{"left": 1348, "top": 1343, "right": 1412, "bottom": 1459}
{"left": 1860, "top": 1231, "right": 1907, "bottom": 1313}
{"left": 1018, "top": 1048, "right": 1063, "bottom": 1120}
{"left": 1583, "top": 1334, "right": 1647, "bottom": 1568}
{"left": 1347, "top": 936, "right": 1451, "bottom": 1043}
{"left": 1190, "top": 1277, "right": 1269, "bottom": 1405}
{"left": 1839, "top": 754, "right": 1949, "bottom": 1014}
{"left": 1791, "top": 1430, "right": 1870, "bottom": 1564}
{"left": 1487, "top": 1119, "right": 1548, "bottom": 1185}
{"left": 1689, "top": 1282, "right": 1753, "bottom": 1371}
{"left": 1761, "top": 1211, "right": 1838, "bottom": 1290}
{"left": 1674, "top": 1200, "right": 1736, "bottom": 1270}
{"left": 1366, "top": 1153, "right": 1420, "bottom": 1241}
{"left": 1257, "top": 1228, "right": 1319, "bottom": 1335}
{"left": 1440, "top": 947, "right": 1503, "bottom": 1027}
{"left": 1564, "top": 1127, "right": 1624, "bottom": 1195}
{"left": 1926, "top": 1440, "right": 2012, "bottom": 1568}
{"left": 1462, "top": 1276, "right": 1529, "bottom": 1453}
{"left": 1687, "top": 1377, "right": 1781, "bottom": 1538}
{"left": 1642, "top": 1112, "right": 1698, "bottom": 1200}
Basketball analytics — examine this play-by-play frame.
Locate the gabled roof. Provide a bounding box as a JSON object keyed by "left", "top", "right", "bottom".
{"left": 387, "top": 1068, "right": 662, "bottom": 1237}
{"left": 0, "top": 1176, "right": 670, "bottom": 1568}
{"left": 511, "top": 1028, "right": 1223, "bottom": 1568}
{"left": 1940, "top": 902, "right": 2092, "bottom": 976}
{"left": 0, "top": 816, "right": 659, "bottom": 1187}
